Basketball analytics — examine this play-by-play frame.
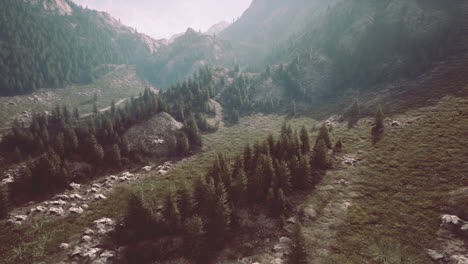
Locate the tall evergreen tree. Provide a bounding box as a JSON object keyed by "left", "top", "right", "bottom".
{"left": 288, "top": 223, "right": 308, "bottom": 264}
{"left": 0, "top": 186, "right": 9, "bottom": 219}
{"left": 317, "top": 124, "right": 332, "bottom": 149}
{"left": 312, "top": 138, "right": 329, "bottom": 170}
{"left": 299, "top": 126, "right": 310, "bottom": 154}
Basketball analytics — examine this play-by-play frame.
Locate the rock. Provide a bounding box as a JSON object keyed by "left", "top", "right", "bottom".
{"left": 286, "top": 217, "right": 296, "bottom": 224}
{"left": 50, "top": 200, "right": 67, "bottom": 206}
{"left": 317, "top": 185, "right": 335, "bottom": 191}
{"left": 87, "top": 187, "right": 100, "bottom": 194}
{"left": 94, "top": 218, "right": 115, "bottom": 227}
{"left": 7, "top": 215, "right": 28, "bottom": 225}
{"left": 70, "top": 193, "right": 83, "bottom": 201}
{"left": 70, "top": 246, "right": 84, "bottom": 258}
{"left": 425, "top": 249, "right": 445, "bottom": 261}
{"left": 1, "top": 176, "right": 15, "bottom": 185}
{"left": 303, "top": 205, "right": 317, "bottom": 220}
{"left": 142, "top": 166, "right": 152, "bottom": 172}
{"left": 342, "top": 200, "right": 352, "bottom": 209}
{"left": 279, "top": 237, "right": 292, "bottom": 244}
{"left": 84, "top": 229, "right": 95, "bottom": 235}
{"left": 100, "top": 250, "right": 115, "bottom": 258}
{"left": 69, "top": 182, "right": 81, "bottom": 190}
{"left": 82, "top": 204, "right": 89, "bottom": 209}
{"left": 271, "top": 259, "right": 284, "bottom": 264}
{"left": 83, "top": 248, "right": 101, "bottom": 261}
{"left": 108, "top": 175, "right": 118, "bottom": 181}
{"left": 54, "top": 194, "right": 70, "bottom": 201}
{"left": 391, "top": 121, "right": 401, "bottom": 127}
{"left": 119, "top": 176, "right": 130, "bottom": 182}
{"left": 343, "top": 157, "right": 357, "bottom": 166}
{"left": 103, "top": 182, "right": 113, "bottom": 189}
{"left": 122, "top": 172, "right": 133, "bottom": 177}
{"left": 59, "top": 243, "right": 70, "bottom": 250}
{"left": 157, "top": 169, "right": 168, "bottom": 175}
{"left": 338, "top": 179, "right": 348, "bottom": 185}
{"left": 93, "top": 194, "right": 107, "bottom": 201}
{"left": 81, "top": 235, "right": 92, "bottom": 243}
{"left": 273, "top": 244, "right": 286, "bottom": 253}
{"left": 441, "top": 215, "right": 463, "bottom": 226}
{"left": 450, "top": 255, "right": 468, "bottom": 264}
{"left": 48, "top": 207, "right": 64, "bottom": 216}
{"left": 69, "top": 207, "right": 84, "bottom": 214}
{"left": 30, "top": 206, "right": 47, "bottom": 214}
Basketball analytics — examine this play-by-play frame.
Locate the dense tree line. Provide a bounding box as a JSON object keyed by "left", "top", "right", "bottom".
{"left": 0, "top": 0, "right": 158, "bottom": 96}
{"left": 115, "top": 124, "right": 336, "bottom": 263}
{"left": 0, "top": 88, "right": 205, "bottom": 203}
{"left": 162, "top": 67, "right": 219, "bottom": 131}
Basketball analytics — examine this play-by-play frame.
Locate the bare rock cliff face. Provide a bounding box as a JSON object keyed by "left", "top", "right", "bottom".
{"left": 27, "top": 0, "right": 73, "bottom": 15}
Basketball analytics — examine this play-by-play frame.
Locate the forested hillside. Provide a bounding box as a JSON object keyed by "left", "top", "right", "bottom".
{"left": 217, "top": 0, "right": 465, "bottom": 119}
{"left": 0, "top": 0, "right": 161, "bottom": 96}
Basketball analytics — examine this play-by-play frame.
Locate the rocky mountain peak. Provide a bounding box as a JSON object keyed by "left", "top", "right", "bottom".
{"left": 27, "top": 0, "right": 73, "bottom": 15}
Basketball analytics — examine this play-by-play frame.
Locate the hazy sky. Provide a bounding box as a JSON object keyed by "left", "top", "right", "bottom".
{"left": 72, "top": 0, "right": 252, "bottom": 39}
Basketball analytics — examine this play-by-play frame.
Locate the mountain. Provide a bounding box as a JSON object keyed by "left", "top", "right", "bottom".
{"left": 0, "top": 0, "right": 166, "bottom": 96}
{"left": 138, "top": 28, "right": 237, "bottom": 89}
{"left": 205, "top": 21, "right": 231, "bottom": 36}
{"left": 219, "top": 0, "right": 340, "bottom": 65}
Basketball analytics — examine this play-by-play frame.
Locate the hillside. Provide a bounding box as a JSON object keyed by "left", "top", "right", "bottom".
{"left": 138, "top": 28, "right": 237, "bottom": 89}
{"left": 0, "top": 0, "right": 164, "bottom": 96}
{"left": 0, "top": 0, "right": 467, "bottom": 263}
{"left": 216, "top": 0, "right": 465, "bottom": 120}
{"left": 219, "top": 0, "right": 339, "bottom": 66}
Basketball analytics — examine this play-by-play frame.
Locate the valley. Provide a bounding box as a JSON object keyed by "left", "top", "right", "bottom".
{"left": 0, "top": 0, "right": 467, "bottom": 263}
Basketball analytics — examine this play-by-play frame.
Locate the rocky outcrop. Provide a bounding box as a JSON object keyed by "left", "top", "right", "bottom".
{"left": 124, "top": 112, "right": 183, "bottom": 155}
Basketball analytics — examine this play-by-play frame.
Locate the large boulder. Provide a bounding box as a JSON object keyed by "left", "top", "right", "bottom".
{"left": 123, "top": 112, "right": 183, "bottom": 155}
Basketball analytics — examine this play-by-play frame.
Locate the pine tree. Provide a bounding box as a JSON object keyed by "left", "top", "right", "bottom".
{"left": 176, "top": 133, "right": 190, "bottom": 156}
{"left": 177, "top": 184, "right": 194, "bottom": 222}
{"left": 312, "top": 138, "right": 328, "bottom": 170}
{"left": 167, "top": 134, "right": 177, "bottom": 156}
{"left": 93, "top": 103, "right": 98, "bottom": 115}
{"left": 274, "top": 188, "right": 287, "bottom": 217}
{"left": 124, "top": 192, "right": 153, "bottom": 238}
{"left": 373, "top": 106, "right": 385, "bottom": 134}
{"left": 333, "top": 138, "right": 343, "bottom": 154}
{"left": 210, "top": 183, "right": 232, "bottom": 245}
{"left": 288, "top": 223, "right": 308, "bottom": 264}
{"left": 292, "top": 154, "right": 311, "bottom": 190}
{"left": 109, "top": 144, "right": 121, "bottom": 165}
{"left": 119, "top": 136, "right": 130, "bottom": 156}
{"left": 276, "top": 161, "right": 292, "bottom": 194}
{"left": 73, "top": 107, "right": 80, "bottom": 120}
{"left": 299, "top": 126, "right": 310, "bottom": 154}
{"left": 0, "top": 186, "right": 9, "bottom": 219}
{"left": 162, "top": 189, "right": 181, "bottom": 233}
{"left": 243, "top": 144, "right": 252, "bottom": 173}
{"left": 183, "top": 215, "right": 207, "bottom": 260}
{"left": 317, "top": 124, "right": 332, "bottom": 149}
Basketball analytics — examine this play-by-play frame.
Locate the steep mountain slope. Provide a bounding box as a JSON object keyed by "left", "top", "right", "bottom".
{"left": 205, "top": 21, "right": 231, "bottom": 36}
{"left": 221, "top": 0, "right": 465, "bottom": 119}
{"left": 138, "top": 28, "right": 237, "bottom": 89}
{"left": 219, "top": 0, "right": 339, "bottom": 65}
{"left": 0, "top": 0, "right": 165, "bottom": 96}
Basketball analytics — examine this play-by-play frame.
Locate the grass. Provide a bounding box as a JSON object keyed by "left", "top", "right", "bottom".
{"left": 1, "top": 91, "right": 466, "bottom": 264}
{"left": 323, "top": 94, "right": 468, "bottom": 263}
{"left": 0, "top": 65, "right": 148, "bottom": 129}
{"left": 0, "top": 113, "right": 319, "bottom": 264}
